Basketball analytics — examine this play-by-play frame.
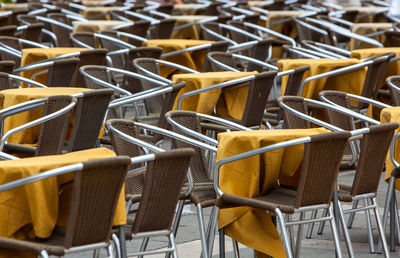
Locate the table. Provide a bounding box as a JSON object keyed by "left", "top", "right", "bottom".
{"left": 142, "top": 39, "right": 214, "bottom": 78}
{"left": 350, "top": 23, "right": 392, "bottom": 49}
{"left": 344, "top": 6, "right": 388, "bottom": 23}
{"left": 170, "top": 15, "right": 213, "bottom": 40}
{"left": 0, "top": 87, "right": 91, "bottom": 145}
{"left": 172, "top": 71, "right": 257, "bottom": 119}
{"left": 20, "top": 47, "right": 87, "bottom": 85}
{"left": 0, "top": 148, "right": 124, "bottom": 257}
{"left": 278, "top": 58, "right": 366, "bottom": 100}
{"left": 216, "top": 128, "right": 330, "bottom": 257}
{"left": 0, "top": 3, "right": 28, "bottom": 11}
{"left": 172, "top": 3, "right": 204, "bottom": 15}
{"left": 267, "top": 11, "right": 313, "bottom": 38}
{"left": 381, "top": 107, "right": 400, "bottom": 190}
{"left": 72, "top": 20, "right": 130, "bottom": 33}
{"left": 81, "top": 6, "right": 124, "bottom": 20}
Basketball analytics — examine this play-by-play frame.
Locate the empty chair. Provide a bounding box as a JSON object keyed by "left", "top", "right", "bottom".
{"left": 148, "top": 18, "right": 176, "bottom": 39}
{"left": 70, "top": 32, "right": 97, "bottom": 48}
{"left": 16, "top": 22, "right": 44, "bottom": 42}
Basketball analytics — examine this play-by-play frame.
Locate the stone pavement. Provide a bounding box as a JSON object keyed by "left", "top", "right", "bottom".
{"left": 72, "top": 171, "right": 400, "bottom": 257}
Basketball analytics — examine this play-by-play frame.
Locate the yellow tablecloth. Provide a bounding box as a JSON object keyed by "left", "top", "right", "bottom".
{"left": 350, "top": 23, "right": 392, "bottom": 50}
{"left": 172, "top": 71, "right": 257, "bottom": 119}
{"left": 278, "top": 58, "right": 366, "bottom": 99}
{"left": 72, "top": 20, "right": 130, "bottom": 33}
{"left": 381, "top": 107, "right": 400, "bottom": 189}
{"left": 217, "top": 128, "right": 330, "bottom": 258}
{"left": 0, "top": 87, "right": 91, "bottom": 144}
{"left": 344, "top": 6, "right": 387, "bottom": 23}
{"left": 351, "top": 48, "right": 400, "bottom": 86}
{"left": 170, "top": 15, "right": 212, "bottom": 40}
{"left": 267, "top": 11, "right": 313, "bottom": 38}
{"left": 142, "top": 39, "right": 214, "bottom": 78}
{"left": 0, "top": 3, "right": 28, "bottom": 11}
{"left": 20, "top": 47, "right": 88, "bottom": 85}
{"left": 172, "top": 3, "right": 204, "bottom": 15}
{"left": 81, "top": 6, "right": 123, "bottom": 20}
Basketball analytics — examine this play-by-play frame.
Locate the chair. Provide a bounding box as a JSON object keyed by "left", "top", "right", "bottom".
{"left": 384, "top": 31, "right": 400, "bottom": 47}
{"left": 0, "top": 60, "right": 15, "bottom": 73}
{"left": 70, "top": 32, "right": 97, "bottom": 48}
{"left": 387, "top": 75, "right": 400, "bottom": 106}
{"left": 66, "top": 89, "right": 114, "bottom": 152}
{"left": 148, "top": 18, "right": 176, "bottom": 39}
{"left": 215, "top": 130, "right": 351, "bottom": 258}
{"left": 16, "top": 22, "right": 44, "bottom": 42}
{"left": 0, "top": 25, "right": 17, "bottom": 37}
{"left": 0, "top": 71, "right": 47, "bottom": 90}
{"left": 0, "top": 155, "right": 130, "bottom": 258}
{"left": 1, "top": 95, "right": 76, "bottom": 157}
{"left": 46, "top": 13, "right": 73, "bottom": 47}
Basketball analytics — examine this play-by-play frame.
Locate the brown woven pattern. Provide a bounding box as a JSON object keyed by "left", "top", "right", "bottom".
{"left": 98, "top": 31, "right": 124, "bottom": 69}
{"left": 295, "top": 131, "right": 351, "bottom": 208}
{"left": 122, "top": 47, "right": 163, "bottom": 94}
{"left": 19, "top": 23, "right": 43, "bottom": 43}
{"left": 384, "top": 31, "right": 400, "bottom": 47}
{"left": 279, "top": 96, "right": 311, "bottom": 129}
{"left": 0, "top": 25, "right": 16, "bottom": 37}
{"left": 388, "top": 76, "right": 400, "bottom": 106}
{"left": 35, "top": 95, "right": 74, "bottom": 156}
{"left": 67, "top": 89, "right": 113, "bottom": 152}
{"left": 0, "top": 36, "right": 21, "bottom": 66}
{"left": 117, "top": 20, "right": 150, "bottom": 46}
{"left": 350, "top": 123, "right": 398, "bottom": 196}
{"left": 132, "top": 149, "right": 195, "bottom": 234}
{"left": 76, "top": 49, "right": 107, "bottom": 87}
{"left": 207, "top": 52, "right": 237, "bottom": 72}
{"left": 247, "top": 39, "right": 273, "bottom": 71}
{"left": 65, "top": 156, "right": 130, "bottom": 248}
{"left": 81, "top": 65, "right": 112, "bottom": 90}
{"left": 201, "top": 22, "right": 224, "bottom": 42}
{"left": 0, "top": 60, "right": 14, "bottom": 74}
{"left": 47, "top": 14, "right": 73, "bottom": 47}
{"left": 166, "top": 111, "right": 216, "bottom": 205}
{"left": 71, "top": 32, "right": 97, "bottom": 48}
{"left": 284, "top": 65, "right": 310, "bottom": 96}
{"left": 0, "top": 72, "right": 15, "bottom": 91}
{"left": 47, "top": 58, "right": 79, "bottom": 87}
{"left": 107, "top": 119, "right": 144, "bottom": 197}
{"left": 148, "top": 18, "right": 176, "bottom": 39}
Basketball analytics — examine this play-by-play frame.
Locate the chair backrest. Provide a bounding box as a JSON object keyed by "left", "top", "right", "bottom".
{"left": 76, "top": 49, "right": 108, "bottom": 87}
{"left": 47, "top": 13, "right": 73, "bottom": 47}
{"left": 0, "top": 60, "right": 15, "bottom": 74}
{"left": 165, "top": 110, "right": 213, "bottom": 186}
{"left": 201, "top": 41, "right": 230, "bottom": 72}
{"left": 200, "top": 22, "right": 225, "bottom": 42}
{"left": 279, "top": 96, "right": 311, "bottom": 129}
{"left": 47, "top": 58, "right": 80, "bottom": 87}
{"left": 19, "top": 23, "right": 43, "bottom": 43}
{"left": 132, "top": 149, "right": 194, "bottom": 234}
{"left": 217, "top": 71, "right": 276, "bottom": 127}
{"left": 71, "top": 32, "right": 97, "bottom": 48}
{"left": 98, "top": 31, "right": 125, "bottom": 69}
{"left": 387, "top": 75, "right": 400, "bottom": 106}
{"left": 81, "top": 65, "right": 112, "bottom": 90}
{"left": 384, "top": 31, "right": 400, "bottom": 47}
{"left": 295, "top": 131, "right": 351, "bottom": 208}
{"left": 116, "top": 20, "right": 151, "bottom": 46}
{"left": 350, "top": 122, "right": 398, "bottom": 196}
{"left": 148, "top": 18, "right": 176, "bottom": 39}
{"left": 67, "top": 89, "right": 114, "bottom": 152}
{"left": 283, "top": 65, "right": 310, "bottom": 96}
{"left": 122, "top": 47, "right": 163, "bottom": 94}
{"left": 207, "top": 51, "right": 238, "bottom": 72}
{"left": 0, "top": 36, "right": 21, "bottom": 66}
{"left": 107, "top": 119, "right": 144, "bottom": 197}
{"left": 35, "top": 95, "right": 75, "bottom": 156}
{"left": 0, "top": 72, "right": 15, "bottom": 91}
{"left": 0, "top": 25, "right": 17, "bottom": 37}
{"left": 64, "top": 156, "right": 130, "bottom": 248}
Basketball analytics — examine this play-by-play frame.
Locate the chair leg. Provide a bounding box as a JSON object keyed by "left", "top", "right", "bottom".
{"left": 93, "top": 249, "right": 100, "bottom": 258}
{"left": 390, "top": 195, "right": 396, "bottom": 252}
{"left": 138, "top": 237, "right": 149, "bottom": 258}
{"left": 168, "top": 232, "right": 178, "bottom": 258}
{"left": 294, "top": 212, "right": 304, "bottom": 258}
{"left": 285, "top": 214, "right": 295, "bottom": 252}
{"left": 232, "top": 239, "right": 240, "bottom": 258}
{"left": 219, "top": 228, "right": 225, "bottom": 258}
{"left": 317, "top": 208, "right": 328, "bottom": 235}
{"left": 107, "top": 242, "right": 115, "bottom": 258}
{"left": 275, "top": 208, "right": 294, "bottom": 258}
{"left": 305, "top": 210, "right": 318, "bottom": 239}
{"left": 172, "top": 200, "right": 185, "bottom": 237}
{"left": 111, "top": 233, "right": 122, "bottom": 258}
{"left": 347, "top": 200, "right": 359, "bottom": 229}
{"left": 196, "top": 204, "right": 209, "bottom": 258}
{"left": 206, "top": 206, "right": 219, "bottom": 258}
{"left": 40, "top": 250, "right": 50, "bottom": 258}
{"left": 394, "top": 196, "right": 400, "bottom": 245}
{"left": 337, "top": 201, "right": 354, "bottom": 258}
{"left": 372, "top": 197, "right": 390, "bottom": 258}
{"left": 328, "top": 206, "right": 342, "bottom": 258}
{"left": 364, "top": 199, "right": 375, "bottom": 253}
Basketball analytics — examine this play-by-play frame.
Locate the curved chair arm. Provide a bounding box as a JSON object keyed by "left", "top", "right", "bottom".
{"left": 14, "top": 51, "right": 81, "bottom": 68}
{"left": 301, "top": 41, "right": 350, "bottom": 59}
{"left": 70, "top": 35, "right": 94, "bottom": 49}
{"left": 390, "top": 132, "right": 400, "bottom": 169}
{"left": 0, "top": 46, "right": 21, "bottom": 58}
{"left": 8, "top": 74, "right": 47, "bottom": 88}
{"left": 106, "top": 66, "right": 170, "bottom": 87}
{"left": 299, "top": 60, "right": 374, "bottom": 96}
{"left": 161, "top": 43, "right": 213, "bottom": 58}
{"left": 232, "top": 53, "right": 279, "bottom": 71}
{"left": 14, "top": 60, "right": 54, "bottom": 74}
{"left": 173, "top": 16, "right": 219, "bottom": 31}
{"left": 242, "top": 22, "right": 297, "bottom": 47}
{"left": 175, "top": 74, "right": 256, "bottom": 110}
{"left": 124, "top": 10, "right": 160, "bottom": 24}
{"left": 219, "top": 23, "right": 263, "bottom": 41}
{"left": 95, "top": 33, "right": 136, "bottom": 49}
{"left": 319, "top": 92, "right": 391, "bottom": 110}
{"left": 113, "top": 31, "right": 147, "bottom": 43}
{"left": 286, "top": 45, "right": 340, "bottom": 59}
{"left": 200, "top": 23, "right": 237, "bottom": 46}
{"left": 36, "top": 16, "right": 74, "bottom": 31}
{"left": 0, "top": 99, "right": 77, "bottom": 151}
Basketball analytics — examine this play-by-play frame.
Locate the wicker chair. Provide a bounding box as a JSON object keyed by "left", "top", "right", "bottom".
{"left": 148, "top": 18, "right": 176, "bottom": 39}
{"left": 387, "top": 76, "right": 400, "bottom": 106}
{"left": 215, "top": 131, "right": 351, "bottom": 258}
{"left": 0, "top": 155, "right": 130, "bottom": 258}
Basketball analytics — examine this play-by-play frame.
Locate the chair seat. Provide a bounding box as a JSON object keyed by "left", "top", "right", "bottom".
{"left": 217, "top": 187, "right": 297, "bottom": 214}
{"left": 189, "top": 183, "right": 217, "bottom": 208}
{"left": 338, "top": 182, "right": 354, "bottom": 202}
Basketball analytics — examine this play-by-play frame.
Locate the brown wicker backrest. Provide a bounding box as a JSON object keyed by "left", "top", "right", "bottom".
{"left": 117, "top": 20, "right": 150, "bottom": 46}
{"left": 387, "top": 76, "right": 400, "bottom": 106}
{"left": 81, "top": 65, "right": 112, "bottom": 90}
{"left": 132, "top": 57, "right": 163, "bottom": 114}
{"left": 19, "top": 23, "right": 43, "bottom": 43}
{"left": 0, "top": 60, "right": 15, "bottom": 74}
{"left": 284, "top": 65, "right": 310, "bottom": 96}
{"left": 279, "top": 96, "right": 311, "bottom": 129}
{"left": 64, "top": 156, "right": 130, "bottom": 248}
{"left": 76, "top": 49, "right": 108, "bottom": 87}
{"left": 0, "top": 36, "right": 21, "bottom": 66}
{"left": 47, "top": 58, "right": 79, "bottom": 87}
{"left": 35, "top": 95, "right": 74, "bottom": 156}
{"left": 248, "top": 39, "right": 272, "bottom": 69}
{"left": 132, "top": 149, "right": 195, "bottom": 234}
{"left": 122, "top": 47, "right": 163, "bottom": 94}
{"left": 107, "top": 119, "right": 143, "bottom": 197}
{"left": 71, "top": 32, "right": 97, "bottom": 48}
{"left": 47, "top": 14, "right": 73, "bottom": 47}
{"left": 17, "top": 14, "right": 37, "bottom": 25}
{"left": 295, "top": 131, "right": 351, "bottom": 208}
{"left": 384, "top": 31, "right": 400, "bottom": 47}
{"left": 0, "top": 72, "right": 13, "bottom": 91}
{"left": 202, "top": 42, "right": 230, "bottom": 72}
{"left": 148, "top": 18, "right": 176, "bottom": 39}
{"left": 227, "top": 20, "right": 254, "bottom": 45}
{"left": 165, "top": 110, "right": 212, "bottom": 185}
{"left": 351, "top": 122, "right": 398, "bottom": 196}
{"left": 235, "top": 71, "right": 276, "bottom": 127}
{"left": 98, "top": 31, "right": 125, "bottom": 69}
{"left": 201, "top": 22, "right": 224, "bottom": 42}
{"left": 319, "top": 91, "right": 354, "bottom": 131}
{"left": 207, "top": 51, "right": 237, "bottom": 72}
{"left": 67, "top": 89, "right": 113, "bottom": 152}
{"left": 0, "top": 25, "right": 16, "bottom": 37}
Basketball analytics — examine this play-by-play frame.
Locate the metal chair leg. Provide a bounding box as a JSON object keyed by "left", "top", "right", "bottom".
{"left": 306, "top": 210, "right": 318, "bottom": 239}
{"left": 337, "top": 201, "right": 354, "bottom": 258}
{"left": 294, "top": 212, "right": 304, "bottom": 258}
{"left": 286, "top": 214, "right": 295, "bottom": 252}
{"left": 329, "top": 206, "right": 343, "bottom": 258}
{"left": 317, "top": 208, "right": 328, "bottom": 235}
{"left": 206, "top": 206, "right": 219, "bottom": 258}
{"left": 275, "top": 208, "right": 294, "bottom": 258}
{"left": 394, "top": 195, "right": 400, "bottom": 245}
{"left": 111, "top": 233, "right": 122, "bottom": 258}
{"left": 138, "top": 237, "right": 149, "bottom": 258}
{"left": 196, "top": 204, "right": 209, "bottom": 258}
{"left": 347, "top": 200, "right": 359, "bottom": 228}
{"left": 372, "top": 197, "right": 390, "bottom": 258}
{"left": 364, "top": 198, "right": 375, "bottom": 253}
{"left": 232, "top": 239, "right": 240, "bottom": 258}
{"left": 219, "top": 228, "right": 225, "bottom": 258}
{"left": 117, "top": 225, "right": 127, "bottom": 258}
{"left": 168, "top": 232, "right": 178, "bottom": 258}
{"left": 390, "top": 195, "right": 396, "bottom": 252}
